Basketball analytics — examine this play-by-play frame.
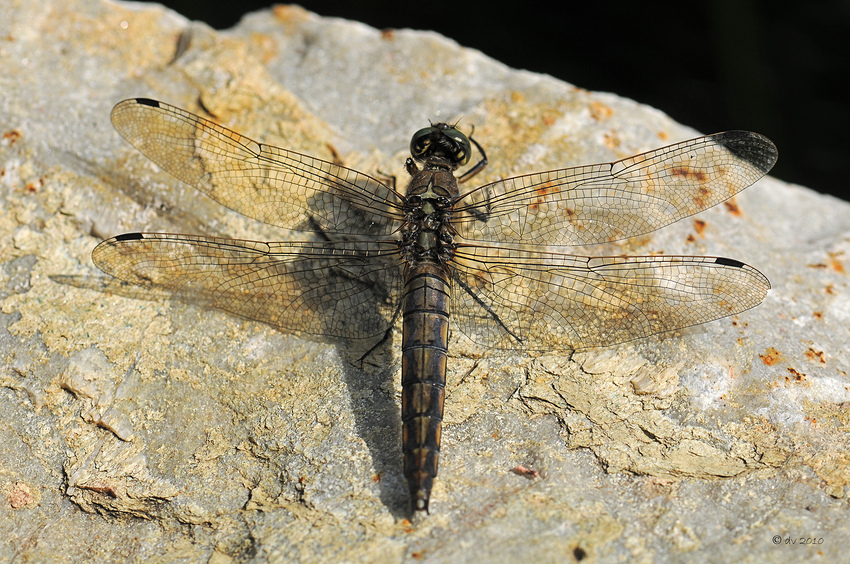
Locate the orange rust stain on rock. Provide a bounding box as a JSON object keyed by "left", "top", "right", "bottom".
{"left": 26, "top": 175, "right": 45, "bottom": 193}
{"left": 529, "top": 180, "right": 558, "bottom": 212}
{"left": 3, "top": 129, "right": 21, "bottom": 145}
{"left": 381, "top": 28, "right": 396, "bottom": 40}
{"left": 805, "top": 347, "right": 826, "bottom": 364}
{"left": 672, "top": 166, "right": 708, "bottom": 183}
{"left": 589, "top": 101, "right": 613, "bottom": 121}
{"left": 828, "top": 253, "right": 845, "bottom": 274}
{"left": 759, "top": 347, "right": 783, "bottom": 365}
{"left": 692, "top": 185, "right": 711, "bottom": 208}
{"left": 786, "top": 367, "right": 806, "bottom": 382}
{"left": 657, "top": 131, "right": 670, "bottom": 141}
{"left": 685, "top": 234, "right": 696, "bottom": 244}
{"left": 807, "top": 254, "right": 844, "bottom": 273}
{"left": 723, "top": 198, "right": 742, "bottom": 216}
{"left": 604, "top": 132, "right": 620, "bottom": 150}
{"left": 813, "top": 311, "right": 823, "bottom": 320}
{"left": 536, "top": 180, "right": 558, "bottom": 197}
{"left": 693, "top": 219, "right": 706, "bottom": 237}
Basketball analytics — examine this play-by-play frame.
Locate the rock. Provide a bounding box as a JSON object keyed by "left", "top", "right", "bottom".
{"left": 1, "top": 0, "right": 847, "bottom": 561}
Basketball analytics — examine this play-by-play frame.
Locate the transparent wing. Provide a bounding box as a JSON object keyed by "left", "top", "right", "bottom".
{"left": 110, "top": 98, "right": 404, "bottom": 236}
{"left": 450, "top": 244, "right": 770, "bottom": 350}
{"left": 453, "top": 131, "right": 777, "bottom": 245}
{"left": 92, "top": 233, "right": 404, "bottom": 340}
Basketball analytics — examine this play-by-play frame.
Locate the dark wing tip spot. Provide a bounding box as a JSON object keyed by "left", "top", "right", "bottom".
{"left": 714, "top": 130, "right": 778, "bottom": 175}
{"left": 114, "top": 232, "right": 144, "bottom": 241}
{"left": 134, "top": 98, "right": 160, "bottom": 108}
{"left": 715, "top": 257, "right": 745, "bottom": 268}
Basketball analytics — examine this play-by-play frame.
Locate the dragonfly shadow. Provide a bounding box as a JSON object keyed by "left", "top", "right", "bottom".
{"left": 51, "top": 271, "right": 411, "bottom": 514}
{"left": 335, "top": 339, "right": 410, "bottom": 516}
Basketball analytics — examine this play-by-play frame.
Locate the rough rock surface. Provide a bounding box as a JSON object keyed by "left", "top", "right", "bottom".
{"left": 2, "top": 0, "right": 848, "bottom": 561}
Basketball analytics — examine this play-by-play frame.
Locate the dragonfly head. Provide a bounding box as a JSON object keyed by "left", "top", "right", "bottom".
{"left": 410, "top": 123, "right": 472, "bottom": 168}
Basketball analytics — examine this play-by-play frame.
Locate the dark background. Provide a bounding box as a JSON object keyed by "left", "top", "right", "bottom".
{"left": 145, "top": 0, "right": 849, "bottom": 201}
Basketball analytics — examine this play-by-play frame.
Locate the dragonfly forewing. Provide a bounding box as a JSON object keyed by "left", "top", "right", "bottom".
{"left": 454, "top": 131, "right": 777, "bottom": 246}
{"left": 110, "top": 98, "right": 405, "bottom": 236}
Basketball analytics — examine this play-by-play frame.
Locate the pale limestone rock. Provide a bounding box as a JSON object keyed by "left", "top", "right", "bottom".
{"left": 1, "top": 0, "right": 848, "bottom": 561}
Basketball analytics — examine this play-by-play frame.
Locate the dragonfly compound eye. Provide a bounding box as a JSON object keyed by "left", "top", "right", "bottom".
{"left": 410, "top": 124, "right": 472, "bottom": 166}
{"left": 440, "top": 126, "right": 472, "bottom": 166}
{"left": 410, "top": 127, "right": 438, "bottom": 161}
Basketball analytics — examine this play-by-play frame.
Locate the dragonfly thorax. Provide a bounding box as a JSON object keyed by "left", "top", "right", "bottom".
{"left": 400, "top": 170, "right": 457, "bottom": 265}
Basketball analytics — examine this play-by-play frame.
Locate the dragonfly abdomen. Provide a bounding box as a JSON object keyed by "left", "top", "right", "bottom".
{"left": 400, "top": 262, "right": 451, "bottom": 513}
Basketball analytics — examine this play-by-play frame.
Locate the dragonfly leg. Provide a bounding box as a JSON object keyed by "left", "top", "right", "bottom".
{"left": 356, "top": 299, "right": 402, "bottom": 367}
{"left": 456, "top": 128, "right": 488, "bottom": 184}
{"left": 453, "top": 269, "right": 523, "bottom": 346}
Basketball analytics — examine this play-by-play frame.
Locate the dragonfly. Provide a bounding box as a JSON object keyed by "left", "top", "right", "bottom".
{"left": 93, "top": 98, "right": 777, "bottom": 513}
